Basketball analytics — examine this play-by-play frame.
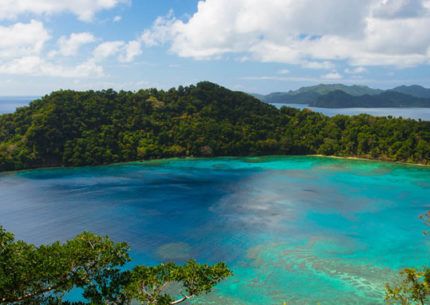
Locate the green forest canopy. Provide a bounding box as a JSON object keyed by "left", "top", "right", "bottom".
{"left": 0, "top": 81, "right": 430, "bottom": 171}
{"left": 0, "top": 226, "right": 231, "bottom": 305}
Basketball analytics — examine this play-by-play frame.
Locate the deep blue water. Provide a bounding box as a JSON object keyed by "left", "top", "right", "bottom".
{"left": 1, "top": 156, "right": 429, "bottom": 304}
{"left": 272, "top": 103, "right": 430, "bottom": 121}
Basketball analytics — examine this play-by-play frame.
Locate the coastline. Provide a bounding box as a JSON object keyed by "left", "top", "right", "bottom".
{"left": 2, "top": 154, "right": 429, "bottom": 174}
{"left": 311, "top": 154, "right": 430, "bottom": 168}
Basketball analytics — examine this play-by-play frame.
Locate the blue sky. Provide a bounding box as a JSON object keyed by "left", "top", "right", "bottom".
{"left": 0, "top": 0, "right": 430, "bottom": 95}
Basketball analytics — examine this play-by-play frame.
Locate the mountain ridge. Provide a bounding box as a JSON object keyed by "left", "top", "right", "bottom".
{"left": 254, "top": 84, "right": 430, "bottom": 108}
{"left": 389, "top": 85, "right": 430, "bottom": 98}
{"left": 310, "top": 90, "right": 430, "bottom": 108}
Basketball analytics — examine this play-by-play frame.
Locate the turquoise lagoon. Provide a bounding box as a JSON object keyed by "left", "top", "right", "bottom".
{"left": 1, "top": 156, "right": 430, "bottom": 304}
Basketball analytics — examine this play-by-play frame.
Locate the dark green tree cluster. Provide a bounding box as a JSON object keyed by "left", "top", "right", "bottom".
{"left": 0, "top": 81, "right": 429, "bottom": 171}
{"left": 0, "top": 226, "right": 231, "bottom": 305}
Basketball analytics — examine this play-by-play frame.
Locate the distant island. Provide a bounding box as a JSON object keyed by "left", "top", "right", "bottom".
{"left": 255, "top": 84, "right": 430, "bottom": 108}
{"left": 0, "top": 82, "right": 429, "bottom": 171}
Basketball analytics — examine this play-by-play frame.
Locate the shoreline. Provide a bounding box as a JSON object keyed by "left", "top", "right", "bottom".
{"left": 2, "top": 154, "right": 429, "bottom": 174}
{"left": 310, "top": 154, "right": 430, "bottom": 168}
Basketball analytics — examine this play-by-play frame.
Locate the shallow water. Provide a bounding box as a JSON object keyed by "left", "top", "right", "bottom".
{"left": 1, "top": 156, "right": 429, "bottom": 304}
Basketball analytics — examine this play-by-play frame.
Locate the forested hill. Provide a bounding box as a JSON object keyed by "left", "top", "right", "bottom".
{"left": 311, "top": 91, "right": 430, "bottom": 108}
{"left": 0, "top": 82, "right": 430, "bottom": 171}
{"left": 391, "top": 85, "right": 430, "bottom": 99}
{"left": 256, "top": 84, "right": 430, "bottom": 107}
{"left": 255, "top": 84, "right": 383, "bottom": 104}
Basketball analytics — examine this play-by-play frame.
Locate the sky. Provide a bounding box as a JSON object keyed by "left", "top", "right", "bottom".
{"left": 0, "top": 0, "right": 430, "bottom": 95}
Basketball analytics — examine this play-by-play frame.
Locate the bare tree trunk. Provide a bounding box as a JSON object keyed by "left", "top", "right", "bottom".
{"left": 170, "top": 295, "right": 193, "bottom": 305}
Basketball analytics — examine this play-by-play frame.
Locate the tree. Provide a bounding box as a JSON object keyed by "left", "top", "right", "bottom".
{"left": 385, "top": 213, "right": 430, "bottom": 304}
{"left": 0, "top": 226, "right": 231, "bottom": 305}
{"left": 127, "top": 261, "right": 231, "bottom": 305}
{"left": 385, "top": 269, "right": 430, "bottom": 305}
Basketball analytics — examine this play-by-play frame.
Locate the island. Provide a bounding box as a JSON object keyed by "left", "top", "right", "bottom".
{"left": 0, "top": 81, "right": 429, "bottom": 172}
{"left": 256, "top": 84, "right": 430, "bottom": 108}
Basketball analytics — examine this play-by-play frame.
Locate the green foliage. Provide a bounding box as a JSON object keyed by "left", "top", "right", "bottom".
{"left": 128, "top": 260, "right": 231, "bottom": 305}
{"left": 385, "top": 269, "right": 430, "bottom": 305}
{"left": 0, "top": 81, "right": 429, "bottom": 172}
{"left": 0, "top": 227, "right": 131, "bottom": 305}
{"left": 385, "top": 213, "right": 430, "bottom": 304}
{"left": 0, "top": 226, "right": 231, "bottom": 305}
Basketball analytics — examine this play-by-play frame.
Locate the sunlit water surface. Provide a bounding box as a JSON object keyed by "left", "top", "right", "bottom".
{"left": 1, "top": 156, "right": 429, "bottom": 304}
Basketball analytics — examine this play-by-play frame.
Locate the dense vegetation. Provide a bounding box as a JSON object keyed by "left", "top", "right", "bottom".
{"left": 0, "top": 226, "right": 231, "bottom": 305}
{"left": 0, "top": 81, "right": 430, "bottom": 171}
{"left": 256, "top": 84, "right": 430, "bottom": 107}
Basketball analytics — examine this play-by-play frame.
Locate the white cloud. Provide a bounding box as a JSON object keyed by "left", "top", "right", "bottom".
{"left": 301, "top": 61, "right": 335, "bottom": 70}
{"left": 0, "top": 20, "right": 105, "bottom": 78}
{"left": 93, "top": 40, "right": 142, "bottom": 63}
{"left": 278, "top": 69, "right": 290, "bottom": 75}
{"left": 0, "top": 0, "right": 126, "bottom": 22}
{"left": 0, "top": 21, "right": 141, "bottom": 78}
{"left": 323, "top": 71, "right": 343, "bottom": 80}
{"left": 140, "top": 12, "right": 177, "bottom": 47}
{"left": 345, "top": 66, "right": 367, "bottom": 74}
{"left": 242, "top": 75, "right": 323, "bottom": 82}
{"left": 119, "top": 41, "right": 142, "bottom": 63}
{"left": 93, "top": 41, "right": 125, "bottom": 60}
{"left": 0, "top": 20, "right": 49, "bottom": 59}
{"left": 113, "top": 15, "right": 122, "bottom": 22}
{"left": 0, "top": 15, "right": 143, "bottom": 79}
{"left": 0, "top": 56, "right": 104, "bottom": 78}
{"left": 372, "top": 0, "right": 427, "bottom": 18}
{"left": 56, "top": 32, "right": 96, "bottom": 57}
{"left": 141, "top": 0, "right": 430, "bottom": 68}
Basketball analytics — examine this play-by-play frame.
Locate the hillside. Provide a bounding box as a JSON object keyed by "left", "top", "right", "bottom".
{"left": 256, "top": 84, "right": 382, "bottom": 104}
{"left": 289, "top": 84, "right": 382, "bottom": 96}
{"left": 0, "top": 82, "right": 430, "bottom": 171}
{"left": 256, "top": 84, "right": 430, "bottom": 107}
{"left": 261, "top": 91, "right": 320, "bottom": 104}
{"left": 390, "top": 85, "right": 430, "bottom": 99}
{"left": 311, "top": 91, "right": 430, "bottom": 108}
